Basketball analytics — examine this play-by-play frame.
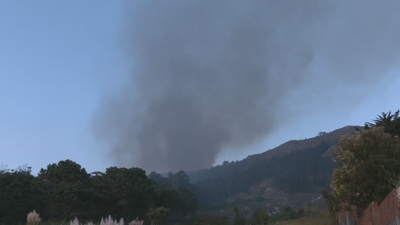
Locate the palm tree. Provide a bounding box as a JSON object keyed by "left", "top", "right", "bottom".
{"left": 364, "top": 110, "right": 400, "bottom": 136}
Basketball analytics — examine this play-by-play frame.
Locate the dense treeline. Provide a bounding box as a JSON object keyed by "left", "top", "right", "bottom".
{"left": 194, "top": 141, "right": 337, "bottom": 202}
{"left": 0, "top": 161, "right": 197, "bottom": 224}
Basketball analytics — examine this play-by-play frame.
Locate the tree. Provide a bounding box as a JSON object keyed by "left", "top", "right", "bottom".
{"left": 101, "top": 166, "right": 154, "bottom": 221}
{"left": 167, "top": 170, "right": 191, "bottom": 189}
{"left": 147, "top": 207, "right": 170, "bottom": 225}
{"left": 363, "top": 110, "right": 400, "bottom": 136}
{"left": 37, "top": 160, "right": 97, "bottom": 222}
{"left": 324, "top": 126, "right": 400, "bottom": 211}
{"left": 0, "top": 165, "right": 46, "bottom": 224}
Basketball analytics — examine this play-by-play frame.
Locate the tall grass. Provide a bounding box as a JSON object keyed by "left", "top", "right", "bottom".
{"left": 128, "top": 218, "right": 144, "bottom": 225}
{"left": 99, "top": 216, "right": 123, "bottom": 225}
{"left": 27, "top": 210, "right": 143, "bottom": 225}
{"left": 27, "top": 210, "right": 42, "bottom": 225}
{"left": 69, "top": 217, "right": 93, "bottom": 225}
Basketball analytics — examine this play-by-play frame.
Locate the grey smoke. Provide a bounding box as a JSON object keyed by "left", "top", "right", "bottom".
{"left": 93, "top": 1, "right": 400, "bottom": 172}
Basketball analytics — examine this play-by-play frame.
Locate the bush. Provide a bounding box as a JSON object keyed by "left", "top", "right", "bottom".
{"left": 325, "top": 126, "right": 400, "bottom": 210}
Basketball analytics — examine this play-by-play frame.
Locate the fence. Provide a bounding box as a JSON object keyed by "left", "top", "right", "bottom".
{"left": 338, "top": 186, "right": 400, "bottom": 225}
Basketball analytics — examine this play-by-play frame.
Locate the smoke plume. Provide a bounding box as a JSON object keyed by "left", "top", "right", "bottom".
{"left": 93, "top": 1, "right": 400, "bottom": 172}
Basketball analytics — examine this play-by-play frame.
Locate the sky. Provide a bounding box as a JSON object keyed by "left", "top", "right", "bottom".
{"left": 1, "top": 1, "right": 400, "bottom": 176}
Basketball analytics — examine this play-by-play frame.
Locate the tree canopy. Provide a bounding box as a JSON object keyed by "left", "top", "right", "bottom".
{"left": 324, "top": 110, "right": 400, "bottom": 212}
{"left": 0, "top": 160, "right": 198, "bottom": 224}
{"left": 363, "top": 110, "right": 400, "bottom": 136}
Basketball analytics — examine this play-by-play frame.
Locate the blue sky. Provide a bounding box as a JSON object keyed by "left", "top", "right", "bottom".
{"left": 0, "top": 1, "right": 129, "bottom": 174}
{"left": 1, "top": 1, "right": 400, "bottom": 175}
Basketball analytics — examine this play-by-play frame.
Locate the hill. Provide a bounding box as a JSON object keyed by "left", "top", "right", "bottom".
{"left": 189, "top": 125, "right": 358, "bottom": 184}
{"left": 181, "top": 126, "right": 359, "bottom": 214}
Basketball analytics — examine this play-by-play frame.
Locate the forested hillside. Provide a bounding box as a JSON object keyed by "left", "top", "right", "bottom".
{"left": 192, "top": 141, "right": 336, "bottom": 203}
{"left": 189, "top": 126, "right": 357, "bottom": 184}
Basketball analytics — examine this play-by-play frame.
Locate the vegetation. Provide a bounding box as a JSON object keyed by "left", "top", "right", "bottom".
{"left": 0, "top": 141, "right": 339, "bottom": 224}
{"left": 232, "top": 206, "right": 246, "bottom": 225}
{"left": 324, "top": 110, "right": 400, "bottom": 212}
{"left": 273, "top": 209, "right": 336, "bottom": 225}
{"left": 363, "top": 110, "right": 400, "bottom": 136}
{"left": 27, "top": 210, "right": 42, "bottom": 225}
{"left": 0, "top": 159, "right": 330, "bottom": 225}
{"left": 190, "top": 213, "right": 229, "bottom": 225}
{"left": 147, "top": 207, "right": 169, "bottom": 225}
{"left": 248, "top": 208, "right": 269, "bottom": 225}
{"left": 4, "top": 112, "right": 390, "bottom": 224}
{"left": 194, "top": 141, "right": 336, "bottom": 205}
{"left": 0, "top": 160, "right": 196, "bottom": 225}
{"left": 268, "top": 207, "right": 305, "bottom": 224}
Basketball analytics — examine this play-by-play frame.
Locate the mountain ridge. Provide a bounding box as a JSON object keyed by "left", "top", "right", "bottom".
{"left": 242, "top": 125, "right": 358, "bottom": 167}
{"left": 189, "top": 125, "right": 359, "bottom": 183}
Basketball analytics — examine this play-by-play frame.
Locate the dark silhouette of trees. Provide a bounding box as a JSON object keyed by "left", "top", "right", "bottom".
{"left": 0, "top": 160, "right": 198, "bottom": 224}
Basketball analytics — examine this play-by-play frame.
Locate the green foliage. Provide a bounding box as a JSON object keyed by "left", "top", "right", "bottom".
{"left": 249, "top": 208, "right": 269, "bottom": 225}
{"left": 269, "top": 209, "right": 337, "bottom": 225}
{"left": 149, "top": 171, "right": 199, "bottom": 221}
{"left": 326, "top": 126, "right": 400, "bottom": 210}
{"left": 363, "top": 110, "right": 400, "bottom": 136}
{"left": 100, "top": 166, "right": 154, "bottom": 221}
{"left": 232, "top": 206, "right": 246, "bottom": 225}
{"left": 0, "top": 160, "right": 198, "bottom": 224}
{"left": 321, "top": 187, "right": 342, "bottom": 214}
{"left": 192, "top": 213, "right": 229, "bottom": 225}
{"left": 147, "top": 206, "right": 170, "bottom": 225}
{"left": 269, "top": 207, "right": 305, "bottom": 223}
{"left": 0, "top": 166, "right": 46, "bottom": 224}
{"left": 37, "top": 160, "right": 96, "bottom": 222}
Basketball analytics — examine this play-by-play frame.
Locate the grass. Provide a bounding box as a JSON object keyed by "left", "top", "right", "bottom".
{"left": 27, "top": 210, "right": 42, "bottom": 225}
{"left": 273, "top": 209, "right": 337, "bottom": 225}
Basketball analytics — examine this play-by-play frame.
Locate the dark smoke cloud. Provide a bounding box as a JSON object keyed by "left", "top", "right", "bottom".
{"left": 93, "top": 1, "right": 400, "bottom": 172}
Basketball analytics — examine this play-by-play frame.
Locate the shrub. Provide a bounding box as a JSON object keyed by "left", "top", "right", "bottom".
{"left": 147, "top": 207, "right": 170, "bottom": 225}
{"left": 326, "top": 126, "right": 400, "bottom": 210}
